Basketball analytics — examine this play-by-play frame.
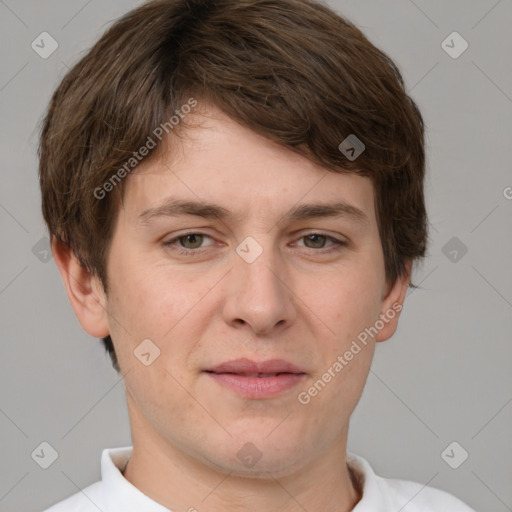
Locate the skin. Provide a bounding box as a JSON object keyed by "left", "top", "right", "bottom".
{"left": 53, "top": 103, "right": 410, "bottom": 512}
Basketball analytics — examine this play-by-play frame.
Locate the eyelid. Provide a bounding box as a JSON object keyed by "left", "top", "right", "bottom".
{"left": 292, "top": 232, "right": 346, "bottom": 248}
{"left": 163, "top": 230, "right": 347, "bottom": 255}
{"left": 163, "top": 230, "right": 216, "bottom": 248}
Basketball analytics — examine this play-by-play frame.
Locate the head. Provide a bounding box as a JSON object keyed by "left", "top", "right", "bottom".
{"left": 39, "top": 0, "right": 427, "bottom": 476}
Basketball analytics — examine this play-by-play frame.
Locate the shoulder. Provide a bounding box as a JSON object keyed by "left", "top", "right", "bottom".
{"left": 380, "top": 476, "right": 477, "bottom": 511}
{"left": 40, "top": 446, "right": 133, "bottom": 512}
{"left": 347, "top": 453, "right": 476, "bottom": 512}
{"left": 40, "top": 481, "right": 103, "bottom": 512}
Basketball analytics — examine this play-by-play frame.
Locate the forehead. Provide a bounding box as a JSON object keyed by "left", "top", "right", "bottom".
{"left": 121, "top": 106, "right": 376, "bottom": 227}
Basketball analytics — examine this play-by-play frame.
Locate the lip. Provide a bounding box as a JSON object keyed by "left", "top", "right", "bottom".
{"left": 207, "top": 358, "right": 304, "bottom": 375}
{"left": 204, "top": 358, "right": 306, "bottom": 399}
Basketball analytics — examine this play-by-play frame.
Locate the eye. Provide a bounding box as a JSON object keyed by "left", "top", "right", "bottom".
{"left": 163, "top": 232, "right": 214, "bottom": 254}
{"left": 295, "top": 233, "right": 347, "bottom": 251}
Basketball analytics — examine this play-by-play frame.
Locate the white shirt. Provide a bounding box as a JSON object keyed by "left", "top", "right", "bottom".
{"left": 41, "top": 446, "right": 476, "bottom": 511}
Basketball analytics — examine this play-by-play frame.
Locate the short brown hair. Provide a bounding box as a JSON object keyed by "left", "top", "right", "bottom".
{"left": 38, "top": 0, "right": 428, "bottom": 373}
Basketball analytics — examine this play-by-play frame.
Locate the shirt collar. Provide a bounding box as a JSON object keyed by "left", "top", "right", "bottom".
{"left": 347, "top": 452, "right": 394, "bottom": 511}
{"left": 100, "top": 446, "right": 170, "bottom": 511}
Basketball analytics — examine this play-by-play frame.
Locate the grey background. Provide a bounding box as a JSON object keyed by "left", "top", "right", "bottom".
{"left": 1, "top": 1, "right": 511, "bottom": 511}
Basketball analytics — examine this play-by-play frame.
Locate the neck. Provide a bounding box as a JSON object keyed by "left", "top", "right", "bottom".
{"left": 122, "top": 435, "right": 361, "bottom": 512}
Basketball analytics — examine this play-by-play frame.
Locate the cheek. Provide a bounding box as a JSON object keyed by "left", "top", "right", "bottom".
{"left": 300, "top": 261, "right": 383, "bottom": 344}
{"left": 123, "top": 358, "right": 204, "bottom": 451}
{"left": 106, "top": 256, "right": 217, "bottom": 366}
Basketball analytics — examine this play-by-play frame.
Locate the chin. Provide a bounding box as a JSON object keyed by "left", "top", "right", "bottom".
{"left": 198, "top": 433, "right": 310, "bottom": 479}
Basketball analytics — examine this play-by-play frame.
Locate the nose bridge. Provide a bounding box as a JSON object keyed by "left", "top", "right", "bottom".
{"left": 224, "top": 234, "right": 295, "bottom": 334}
{"left": 238, "top": 239, "right": 279, "bottom": 292}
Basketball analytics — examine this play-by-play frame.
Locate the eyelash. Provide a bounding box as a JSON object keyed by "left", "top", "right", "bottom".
{"left": 163, "top": 232, "right": 347, "bottom": 256}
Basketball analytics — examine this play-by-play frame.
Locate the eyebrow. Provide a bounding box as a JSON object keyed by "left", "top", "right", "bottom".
{"left": 138, "top": 197, "right": 369, "bottom": 227}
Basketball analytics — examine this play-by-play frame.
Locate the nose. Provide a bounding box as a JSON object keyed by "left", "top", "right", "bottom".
{"left": 222, "top": 239, "right": 297, "bottom": 336}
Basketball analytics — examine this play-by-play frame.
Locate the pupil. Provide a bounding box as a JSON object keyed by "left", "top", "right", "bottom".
{"left": 184, "top": 234, "right": 201, "bottom": 248}
{"left": 307, "top": 234, "right": 324, "bottom": 248}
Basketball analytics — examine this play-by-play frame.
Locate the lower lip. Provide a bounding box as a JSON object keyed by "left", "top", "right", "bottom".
{"left": 206, "top": 372, "right": 306, "bottom": 399}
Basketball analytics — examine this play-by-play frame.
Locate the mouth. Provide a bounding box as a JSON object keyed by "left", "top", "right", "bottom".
{"left": 205, "top": 358, "right": 305, "bottom": 375}
{"left": 204, "top": 358, "right": 306, "bottom": 399}
{"left": 206, "top": 372, "right": 296, "bottom": 377}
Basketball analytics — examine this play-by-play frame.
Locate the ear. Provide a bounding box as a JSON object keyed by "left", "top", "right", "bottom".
{"left": 52, "top": 238, "right": 110, "bottom": 338}
{"left": 374, "top": 260, "right": 411, "bottom": 343}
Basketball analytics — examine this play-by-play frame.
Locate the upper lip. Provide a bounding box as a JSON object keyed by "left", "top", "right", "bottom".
{"left": 206, "top": 358, "right": 305, "bottom": 375}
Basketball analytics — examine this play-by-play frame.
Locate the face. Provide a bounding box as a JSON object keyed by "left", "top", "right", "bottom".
{"left": 94, "top": 105, "right": 407, "bottom": 477}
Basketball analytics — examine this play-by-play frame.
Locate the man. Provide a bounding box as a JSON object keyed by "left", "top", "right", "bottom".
{"left": 38, "top": 0, "right": 476, "bottom": 510}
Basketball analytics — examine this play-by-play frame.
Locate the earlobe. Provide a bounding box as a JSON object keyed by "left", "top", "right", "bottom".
{"left": 51, "top": 238, "right": 110, "bottom": 338}
{"left": 375, "top": 260, "right": 411, "bottom": 343}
